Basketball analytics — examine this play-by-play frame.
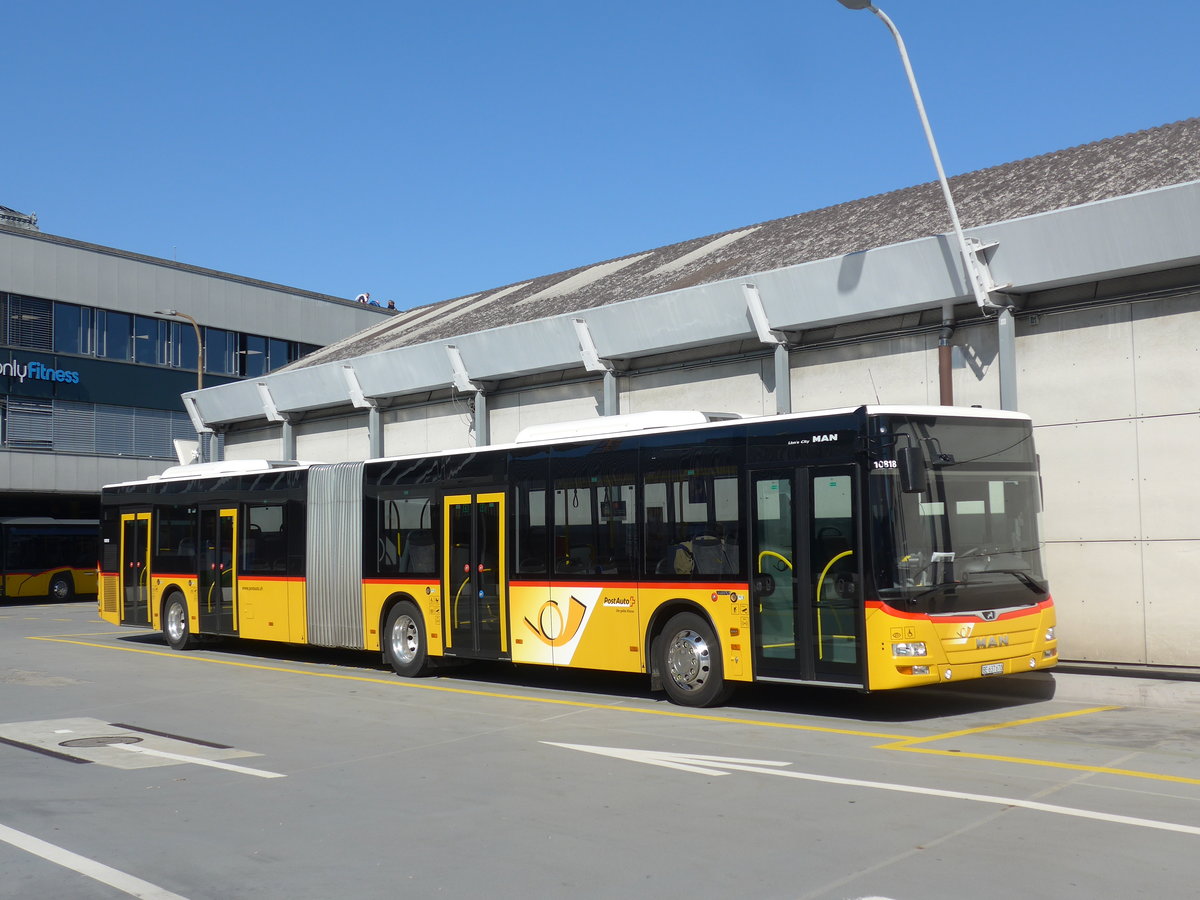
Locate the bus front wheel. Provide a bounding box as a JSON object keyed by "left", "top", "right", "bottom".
{"left": 384, "top": 601, "right": 432, "bottom": 677}
{"left": 656, "top": 612, "right": 733, "bottom": 707}
{"left": 163, "top": 593, "right": 199, "bottom": 651}
{"left": 49, "top": 574, "right": 74, "bottom": 601}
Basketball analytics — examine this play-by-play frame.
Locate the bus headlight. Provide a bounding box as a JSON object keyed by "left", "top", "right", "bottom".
{"left": 892, "top": 642, "right": 927, "bottom": 657}
{"left": 1045, "top": 627, "right": 1056, "bottom": 642}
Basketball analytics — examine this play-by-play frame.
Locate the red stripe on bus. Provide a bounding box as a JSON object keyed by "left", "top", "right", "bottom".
{"left": 866, "top": 597, "right": 1053, "bottom": 622}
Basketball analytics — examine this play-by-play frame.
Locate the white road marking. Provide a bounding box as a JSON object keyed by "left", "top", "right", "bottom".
{"left": 544, "top": 743, "right": 1200, "bottom": 837}
{"left": 0, "top": 823, "right": 188, "bottom": 899}
{"left": 114, "top": 744, "right": 286, "bottom": 778}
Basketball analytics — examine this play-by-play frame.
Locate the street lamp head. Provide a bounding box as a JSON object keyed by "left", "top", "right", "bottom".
{"left": 155, "top": 309, "right": 179, "bottom": 316}
{"left": 837, "top": 0, "right": 875, "bottom": 9}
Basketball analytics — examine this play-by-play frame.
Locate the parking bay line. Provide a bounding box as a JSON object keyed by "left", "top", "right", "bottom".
{"left": 0, "top": 822, "right": 188, "bottom": 900}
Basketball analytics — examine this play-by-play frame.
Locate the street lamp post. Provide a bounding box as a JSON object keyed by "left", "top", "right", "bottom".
{"left": 156, "top": 308, "right": 207, "bottom": 461}
{"left": 836, "top": 1, "right": 1012, "bottom": 407}
{"left": 155, "top": 308, "right": 203, "bottom": 394}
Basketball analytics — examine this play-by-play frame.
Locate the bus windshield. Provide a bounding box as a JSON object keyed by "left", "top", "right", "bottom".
{"left": 868, "top": 415, "right": 1047, "bottom": 615}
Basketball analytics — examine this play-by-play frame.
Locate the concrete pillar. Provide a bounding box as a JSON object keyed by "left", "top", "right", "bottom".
{"left": 997, "top": 308, "right": 1018, "bottom": 411}
{"left": 368, "top": 406, "right": 383, "bottom": 458}
{"left": 603, "top": 369, "right": 619, "bottom": 416}
{"left": 281, "top": 419, "right": 296, "bottom": 460}
{"left": 474, "top": 390, "right": 489, "bottom": 446}
{"left": 774, "top": 342, "right": 792, "bottom": 415}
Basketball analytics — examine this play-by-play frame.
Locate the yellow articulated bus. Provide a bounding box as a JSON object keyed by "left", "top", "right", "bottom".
{"left": 1, "top": 517, "right": 98, "bottom": 601}
{"left": 98, "top": 405, "right": 1056, "bottom": 706}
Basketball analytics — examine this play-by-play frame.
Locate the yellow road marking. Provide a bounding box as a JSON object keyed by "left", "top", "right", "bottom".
{"left": 876, "top": 705, "right": 1200, "bottom": 786}
{"left": 881, "top": 705, "right": 1122, "bottom": 747}
{"left": 886, "top": 745, "right": 1200, "bottom": 786}
{"left": 27, "top": 634, "right": 905, "bottom": 740}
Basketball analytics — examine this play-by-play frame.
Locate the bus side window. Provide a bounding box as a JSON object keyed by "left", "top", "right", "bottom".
{"left": 243, "top": 504, "right": 287, "bottom": 574}
{"left": 377, "top": 495, "right": 436, "bottom": 576}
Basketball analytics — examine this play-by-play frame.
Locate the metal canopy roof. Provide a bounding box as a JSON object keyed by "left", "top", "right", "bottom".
{"left": 188, "top": 120, "right": 1200, "bottom": 429}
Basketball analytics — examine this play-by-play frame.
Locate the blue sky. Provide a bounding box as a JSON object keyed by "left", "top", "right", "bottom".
{"left": 6, "top": 1, "right": 1195, "bottom": 310}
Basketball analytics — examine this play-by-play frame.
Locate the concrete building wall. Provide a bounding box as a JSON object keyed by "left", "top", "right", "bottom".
{"left": 490, "top": 383, "right": 604, "bottom": 445}
{"left": 624, "top": 358, "right": 771, "bottom": 417}
{"left": 295, "top": 417, "right": 370, "bottom": 462}
{"left": 1023, "top": 290, "right": 1200, "bottom": 666}
{"left": 381, "top": 402, "right": 473, "bottom": 456}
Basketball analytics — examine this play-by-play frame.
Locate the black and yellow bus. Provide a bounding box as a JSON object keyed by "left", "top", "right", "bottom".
{"left": 98, "top": 405, "right": 1056, "bottom": 706}
{"left": 1, "top": 517, "right": 99, "bottom": 601}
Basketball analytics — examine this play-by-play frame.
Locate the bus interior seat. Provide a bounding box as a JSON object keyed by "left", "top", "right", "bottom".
{"left": 690, "top": 535, "right": 734, "bottom": 575}
{"left": 400, "top": 529, "right": 435, "bottom": 573}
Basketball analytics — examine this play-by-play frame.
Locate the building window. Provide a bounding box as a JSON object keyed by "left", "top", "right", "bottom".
{"left": 5, "top": 399, "right": 53, "bottom": 450}
{"left": 132, "top": 315, "right": 167, "bottom": 365}
{"left": 170, "top": 321, "right": 200, "bottom": 372}
{"left": 267, "top": 338, "right": 289, "bottom": 373}
{"left": 238, "top": 334, "right": 267, "bottom": 378}
{"left": 7, "top": 295, "right": 52, "bottom": 350}
{"left": 97, "top": 310, "right": 133, "bottom": 360}
{"left": 53, "top": 303, "right": 94, "bottom": 355}
{"left": 204, "top": 328, "right": 236, "bottom": 375}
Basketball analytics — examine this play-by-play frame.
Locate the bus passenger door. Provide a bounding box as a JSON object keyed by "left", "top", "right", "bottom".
{"left": 442, "top": 492, "right": 507, "bottom": 659}
{"left": 120, "top": 513, "right": 151, "bottom": 626}
{"left": 750, "top": 469, "right": 863, "bottom": 684}
{"left": 198, "top": 507, "right": 238, "bottom": 635}
{"left": 809, "top": 468, "right": 861, "bottom": 680}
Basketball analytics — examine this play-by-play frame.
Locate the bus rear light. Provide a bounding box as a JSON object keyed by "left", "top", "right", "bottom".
{"left": 892, "top": 642, "right": 927, "bottom": 657}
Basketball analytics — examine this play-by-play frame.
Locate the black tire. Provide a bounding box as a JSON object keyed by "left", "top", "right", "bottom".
{"left": 383, "top": 601, "right": 432, "bottom": 677}
{"left": 163, "top": 592, "right": 199, "bottom": 650}
{"left": 656, "top": 612, "right": 734, "bottom": 707}
{"left": 49, "top": 573, "right": 74, "bottom": 601}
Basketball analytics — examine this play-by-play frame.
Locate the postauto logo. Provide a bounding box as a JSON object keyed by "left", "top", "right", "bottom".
{"left": 0, "top": 359, "right": 81, "bottom": 384}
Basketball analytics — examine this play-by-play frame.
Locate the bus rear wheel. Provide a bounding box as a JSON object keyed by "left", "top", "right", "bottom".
{"left": 657, "top": 612, "right": 733, "bottom": 707}
{"left": 163, "top": 593, "right": 199, "bottom": 650}
{"left": 49, "top": 574, "right": 74, "bottom": 601}
{"left": 384, "top": 601, "right": 432, "bottom": 677}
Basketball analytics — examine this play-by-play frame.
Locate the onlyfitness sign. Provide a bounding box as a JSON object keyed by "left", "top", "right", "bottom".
{"left": 0, "top": 359, "right": 81, "bottom": 384}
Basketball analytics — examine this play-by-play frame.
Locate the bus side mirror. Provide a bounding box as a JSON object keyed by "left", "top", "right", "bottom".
{"left": 897, "top": 446, "right": 928, "bottom": 494}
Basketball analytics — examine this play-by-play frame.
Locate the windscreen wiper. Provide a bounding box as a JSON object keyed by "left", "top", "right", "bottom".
{"left": 908, "top": 581, "right": 961, "bottom": 603}
{"left": 965, "top": 568, "right": 1047, "bottom": 595}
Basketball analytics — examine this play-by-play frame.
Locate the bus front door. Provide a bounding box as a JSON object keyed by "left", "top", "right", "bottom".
{"left": 442, "top": 491, "right": 507, "bottom": 659}
{"left": 197, "top": 507, "right": 238, "bottom": 636}
{"left": 120, "top": 513, "right": 151, "bottom": 626}
{"left": 750, "top": 469, "right": 863, "bottom": 685}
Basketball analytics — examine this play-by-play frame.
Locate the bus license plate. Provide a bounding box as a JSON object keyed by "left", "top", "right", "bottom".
{"left": 981, "top": 663, "right": 1004, "bottom": 676}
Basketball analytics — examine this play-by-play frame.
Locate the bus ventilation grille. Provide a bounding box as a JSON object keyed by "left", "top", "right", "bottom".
{"left": 101, "top": 577, "right": 119, "bottom": 614}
